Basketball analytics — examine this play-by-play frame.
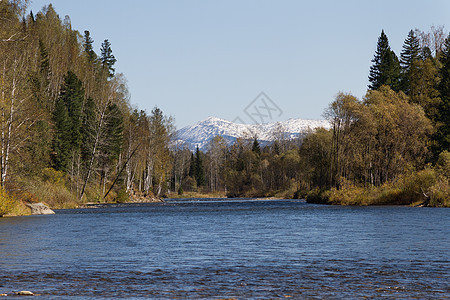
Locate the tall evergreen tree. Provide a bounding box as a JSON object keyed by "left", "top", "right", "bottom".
{"left": 30, "top": 40, "right": 51, "bottom": 110}
{"left": 436, "top": 34, "right": 450, "bottom": 155}
{"left": 101, "top": 103, "right": 124, "bottom": 163}
{"left": 59, "top": 71, "right": 84, "bottom": 152}
{"left": 83, "top": 30, "right": 96, "bottom": 62}
{"left": 368, "top": 30, "right": 401, "bottom": 91}
{"left": 100, "top": 39, "right": 116, "bottom": 78}
{"left": 97, "top": 103, "right": 124, "bottom": 189}
{"left": 52, "top": 98, "right": 71, "bottom": 171}
{"left": 194, "top": 147, "right": 205, "bottom": 187}
{"left": 252, "top": 138, "right": 261, "bottom": 156}
{"left": 400, "top": 30, "right": 421, "bottom": 94}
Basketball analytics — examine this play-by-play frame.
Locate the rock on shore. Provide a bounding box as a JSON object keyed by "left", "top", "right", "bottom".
{"left": 25, "top": 203, "right": 55, "bottom": 215}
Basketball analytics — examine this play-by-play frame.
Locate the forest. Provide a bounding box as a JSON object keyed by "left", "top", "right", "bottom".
{"left": 0, "top": 1, "right": 449, "bottom": 215}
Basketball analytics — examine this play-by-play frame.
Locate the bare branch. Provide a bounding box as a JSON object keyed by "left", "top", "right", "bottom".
{"left": 0, "top": 33, "right": 27, "bottom": 42}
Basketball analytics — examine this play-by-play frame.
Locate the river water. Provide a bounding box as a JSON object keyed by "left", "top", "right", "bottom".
{"left": 0, "top": 199, "right": 448, "bottom": 299}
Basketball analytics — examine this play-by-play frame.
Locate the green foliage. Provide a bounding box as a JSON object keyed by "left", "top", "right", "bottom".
{"left": 369, "top": 30, "right": 401, "bottom": 91}
{"left": 252, "top": 138, "right": 261, "bottom": 155}
{"left": 98, "top": 103, "right": 124, "bottom": 168}
{"left": 52, "top": 71, "right": 85, "bottom": 172}
{"left": 194, "top": 147, "right": 205, "bottom": 187}
{"left": 409, "top": 58, "right": 440, "bottom": 121}
{"left": 0, "top": 2, "right": 143, "bottom": 207}
{"left": 100, "top": 39, "right": 116, "bottom": 78}
{"left": 52, "top": 97, "right": 71, "bottom": 171}
{"left": 115, "top": 187, "right": 129, "bottom": 203}
{"left": 105, "top": 104, "right": 124, "bottom": 161}
{"left": 436, "top": 34, "right": 450, "bottom": 155}
{"left": 1, "top": 4, "right": 448, "bottom": 209}
{"left": 61, "top": 71, "right": 84, "bottom": 150}
{"left": 400, "top": 30, "right": 421, "bottom": 93}
{"left": 83, "top": 30, "right": 97, "bottom": 62}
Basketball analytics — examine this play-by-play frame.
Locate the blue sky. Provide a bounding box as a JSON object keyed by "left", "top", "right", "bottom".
{"left": 29, "top": 0, "right": 450, "bottom": 128}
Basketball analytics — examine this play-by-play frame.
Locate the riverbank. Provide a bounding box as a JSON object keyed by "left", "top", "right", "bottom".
{"left": 166, "top": 191, "right": 227, "bottom": 199}
{"left": 304, "top": 171, "right": 449, "bottom": 208}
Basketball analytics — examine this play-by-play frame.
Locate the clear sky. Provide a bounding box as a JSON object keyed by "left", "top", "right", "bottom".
{"left": 29, "top": 0, "right": 450, "bottom": 128}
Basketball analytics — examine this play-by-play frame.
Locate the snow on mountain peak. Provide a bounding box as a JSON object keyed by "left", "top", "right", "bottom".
{"left": 175, "top": 117, "right": 330, "bottom": 151}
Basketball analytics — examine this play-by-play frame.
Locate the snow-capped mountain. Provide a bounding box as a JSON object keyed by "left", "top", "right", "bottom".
{"left": 175, "top": 116, "right": 330, "bottom": 151}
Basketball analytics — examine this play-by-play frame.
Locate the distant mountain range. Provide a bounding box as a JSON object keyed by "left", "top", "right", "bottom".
{"left": 175, "top": 116, "right": 330, "bottom": 151}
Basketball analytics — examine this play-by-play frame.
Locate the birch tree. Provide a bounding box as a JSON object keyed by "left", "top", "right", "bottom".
{"left": 0, "top": 6, "right": 38, "bottom": 187}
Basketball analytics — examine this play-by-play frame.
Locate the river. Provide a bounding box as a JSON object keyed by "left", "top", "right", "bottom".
{"left": 0, "top": 199, "right": 448, "bottom": 298}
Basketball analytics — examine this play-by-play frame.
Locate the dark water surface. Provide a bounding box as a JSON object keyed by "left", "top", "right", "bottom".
{"left": 0, "top": 199, "right": 449, "bottom": 299}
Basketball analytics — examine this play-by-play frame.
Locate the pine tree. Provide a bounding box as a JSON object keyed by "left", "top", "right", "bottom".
{"left": 368, "top": 30, "right": 401, "bottom": 91}
{"left": 83, "top": 30, "right": 96, "bottom": 63}
{"left": 30, "top": 40, "right": 51, "bottom": 110}
{"left": 436, "top": 34, "right": 450, "bottom": 155}
{"left": 188, "top": 152, "right": 195, "bottom": 178}
{"left": 252, "top": 138, "right": 261, "bottom": 155}
{"left": 194, "top": 146, "right": 205, "bottom": 187}
{"left": 52, "top": 98, "right": 71, "bottom": 171}
{"left": 400, "top": 30, "right": 421, "bottom": 94}
{"left": 97, "top": 103, "right": 124, "bottom": 188}
{"left": 100, "top": 39, "right": 116, "bottom": 78}
{"left": 59, "top": 71, "right": 84, "bottom": 152}
{"left": 102, "top": 103, "right": 124, "bottom": 163}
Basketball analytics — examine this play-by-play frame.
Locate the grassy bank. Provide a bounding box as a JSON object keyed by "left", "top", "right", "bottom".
{"left": 2, "top": 163, "right": 448, "bottom": 217}
{"left": 305, "top": 167, "right": 449, "bottom": 207}
{"left": 0, "top": 168, "right": 134, "bottom": 217}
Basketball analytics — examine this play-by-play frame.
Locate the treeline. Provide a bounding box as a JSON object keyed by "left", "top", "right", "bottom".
{"left": 0, "top": 0, "right": 448, "bottom": 215}
{"left": 174, "top": 28, "right": 449, "bottom": 206}
{"left": 0, "top": 1, "right": 175, "bottom": 214}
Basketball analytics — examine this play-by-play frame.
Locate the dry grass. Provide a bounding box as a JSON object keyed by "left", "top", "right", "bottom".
{"left": 166, "top": 190, "right": 226, "bottom": 199}
{"left": 29, "top": 181, "right": 79, "bottom": 209}
{"left": 0, "top": 187, "right": 25, "bottom": 216}
{"left": 328, "top": 169, "right": 449, "bottom": 207}
{"left": 17, "top": 170, "right": 79, "bottom": 209}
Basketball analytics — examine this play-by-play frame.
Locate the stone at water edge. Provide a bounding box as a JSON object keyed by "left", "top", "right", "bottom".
{"left": 25, "top": 203, "right": 55, "bottom": 215}
{"left": 16, "top": 291, "right": 34, "bottom": 295}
